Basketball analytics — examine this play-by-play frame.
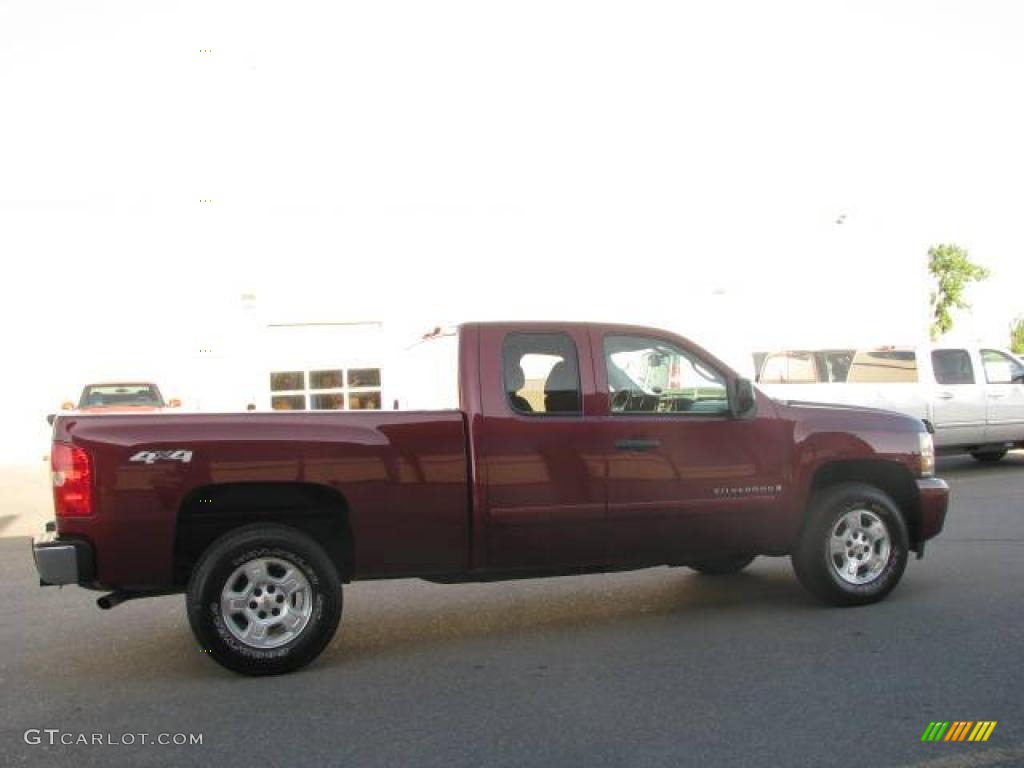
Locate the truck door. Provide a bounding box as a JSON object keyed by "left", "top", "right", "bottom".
{"left": 476, "top": 326, "right": 606, "bottom": 570}
{"left": 980, "top": 349, "right": 1024, "bottom": 444}
{"left": 595, "top": 330, "right": 789, "bottom": 565}
{"left": 929, "top": 349, "right": 988, "bottom": 447}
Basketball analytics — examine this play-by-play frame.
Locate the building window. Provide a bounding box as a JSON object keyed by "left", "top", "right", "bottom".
{"left": 348, "top": 369, "right": 381, "bottom": 388}
{"left": 310, "top": 393, "right": 345, "bottom": 410}
{"left": 269, "top": 367, "right": 382, "bottom": 411}
{"left": 310, "top": 370, "right": 344, "bottom": 390}
{"left": 270, "top": 371, "right": 304, "bottom": 391}
{"left": 271, "top": 394, "right": 306, "bottom": 411}
{"left": 349, "top": 391, "right": 382, "bottom": 410}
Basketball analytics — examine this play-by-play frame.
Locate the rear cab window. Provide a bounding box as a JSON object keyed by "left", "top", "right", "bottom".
{"left": 502, "top": 333, "right": 582, "bottom": 416}
{"left": 931, "top": 349, "right": 975, "bottom": 385}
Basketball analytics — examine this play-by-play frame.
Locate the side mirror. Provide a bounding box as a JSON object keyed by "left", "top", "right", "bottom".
{"left": 61, "top": 401, "right": 74, "bottom": 411}
{"left": 167, "top": 398, "right": 182, "bottom": 408}
{"left": 729, "top": 377, "right": 757, "bottom": 419}
{"left": 46, "top": 413, "right": 56, "bottom": 426}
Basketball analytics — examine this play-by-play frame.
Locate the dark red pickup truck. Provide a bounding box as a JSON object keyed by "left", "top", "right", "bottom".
{"left": 35, "top": 322, "right": 949, "bottom": 675}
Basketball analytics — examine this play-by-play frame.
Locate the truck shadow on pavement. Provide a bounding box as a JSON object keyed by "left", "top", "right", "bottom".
{"left": 23, "top": 564, "right": 824, "bottom": 682}
{"left": 320, "top": 565, "right": 818, "bottom": 668}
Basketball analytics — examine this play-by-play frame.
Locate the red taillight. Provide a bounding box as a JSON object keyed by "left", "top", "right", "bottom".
{"left": 52, "top": 443, "right": 93, "bottom": 517}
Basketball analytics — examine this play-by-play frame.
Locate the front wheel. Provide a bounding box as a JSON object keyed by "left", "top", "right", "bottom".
{"left": 792, "top": 483, "right": 909, "bottom": 607}
{"left": 186, "top": 523, "right": 342, "bottom": 675}
{"left": 970, "top": 449, "right": 1007, "bottom": 464}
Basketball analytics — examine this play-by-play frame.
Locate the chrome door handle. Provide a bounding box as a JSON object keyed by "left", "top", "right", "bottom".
{"left": 615, "top": 438, "right": 661, "bottom": 452}
{"left": 988, "top": 392, "right": 1006, "bottom": 399}
{"left": 936, "top": 392, "right": 954, "bottom": 400}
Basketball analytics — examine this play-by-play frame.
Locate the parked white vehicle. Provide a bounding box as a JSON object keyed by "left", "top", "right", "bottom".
{"left": 756, "top": 345, "right": 1024, "bottom": 462}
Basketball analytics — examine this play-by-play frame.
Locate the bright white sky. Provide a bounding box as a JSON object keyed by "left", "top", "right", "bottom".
{"left": 2, "top": 0, "right": 1023, "bottom": 460}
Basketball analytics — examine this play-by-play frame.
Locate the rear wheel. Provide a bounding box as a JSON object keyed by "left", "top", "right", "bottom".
{"left": 186, "top": 523, "right": 342, "bottom": 675}
{"left": 792, "top": 483, "right": 908, "bottom": 606}
{"left": 970, "top": 449, "right": 1007, "bottom": 464}
{"left": 688, "top": 554, "right": 755, "bottom": 575}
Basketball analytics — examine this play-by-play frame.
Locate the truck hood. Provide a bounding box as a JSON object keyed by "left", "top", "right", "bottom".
{"left": 773, "top": 397, "right": 928, "bottom": 434}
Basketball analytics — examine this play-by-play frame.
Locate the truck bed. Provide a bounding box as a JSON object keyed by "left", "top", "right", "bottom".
{"left": 53, "top": 411, "right": 470, "bottom": 588}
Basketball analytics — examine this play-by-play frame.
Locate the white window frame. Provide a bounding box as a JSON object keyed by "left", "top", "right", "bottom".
{"left": 269, "top": 367, "right": 383, "bottom": 411}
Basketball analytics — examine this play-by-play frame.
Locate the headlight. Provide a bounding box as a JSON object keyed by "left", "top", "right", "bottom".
{"left": 918, "top": 432, "right": 935, "bottom": 477}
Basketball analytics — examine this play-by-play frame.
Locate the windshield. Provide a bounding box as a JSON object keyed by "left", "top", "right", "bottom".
{"left": 79, "top": 384, "right": 164, "bottom": 407}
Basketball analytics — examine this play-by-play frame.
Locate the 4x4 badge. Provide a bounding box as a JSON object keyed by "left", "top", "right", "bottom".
{"left": 129, "top": 450, "right": 193, "bottom": 464}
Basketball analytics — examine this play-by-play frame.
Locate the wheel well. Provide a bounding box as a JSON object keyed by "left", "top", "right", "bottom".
{"left": 174, "top": 482, "right": 354, "bottom": 587}
{"left": 809, "top": 460, "right": 922, "bottom": 547}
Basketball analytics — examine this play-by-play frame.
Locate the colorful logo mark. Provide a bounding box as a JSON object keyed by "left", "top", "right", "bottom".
{"left": 921, "top": 721, "right": 997, "bottom": 742}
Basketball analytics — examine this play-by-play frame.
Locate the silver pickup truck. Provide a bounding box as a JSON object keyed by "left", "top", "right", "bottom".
{"left": 757, "top": 345, "right": 1024, "bottom": 462}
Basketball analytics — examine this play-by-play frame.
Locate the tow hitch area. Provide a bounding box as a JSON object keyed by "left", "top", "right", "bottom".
{"left": 97, "top": 592, "right": 134, "bottom": 610}
{"left": 96, "top": 590, "right": 175, "bottom": 610}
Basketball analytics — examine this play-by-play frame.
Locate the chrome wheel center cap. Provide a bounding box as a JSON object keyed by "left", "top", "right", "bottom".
{"left": 219, "top": 557, "right": 313, "bottom": 649}
{"left": 830, "top": 507, "right": 892, "bottom": 586}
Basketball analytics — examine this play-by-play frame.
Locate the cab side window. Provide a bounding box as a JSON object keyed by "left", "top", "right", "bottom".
{"left": 759, "top": 351, "right": 818, "bottom": 383}
{"left": 757, "top": 349, "right": 855, "bottom": 383}
{"left": 819, "top": 350, "right": 855, "bottom": 382}
{"left": 847, "top": 349, "right": 919, "bottom": 383}
{"left": 605, "top": 335, "right": 729, "bottom": 415}
{"left": 981, "top": 349, "right": 1024, "bottom": 384}
{"left": 931, "top": 349, "right": 975, "bottom": 385}
{"left": 502, "top": 333, "right": 582, "bottom": 415}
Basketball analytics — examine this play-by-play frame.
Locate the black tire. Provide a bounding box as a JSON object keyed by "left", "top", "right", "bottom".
{"left": 791, "top": 482, "right": 909, "bottom": 607}
{"left": 970, "top": 449, "right": 1007, "bottom": 464}
{"left": 186, "top": 523, "right": 342, "bottom": 676}
{"left": 689, "top": 554, "right": 756, "bottom": 575}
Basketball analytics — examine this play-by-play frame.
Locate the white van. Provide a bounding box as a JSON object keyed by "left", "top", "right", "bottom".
{"left": 757, "top": 345, "right": 1024, "bottom": 462}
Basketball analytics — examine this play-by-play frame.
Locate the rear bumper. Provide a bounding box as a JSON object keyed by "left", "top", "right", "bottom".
{"left": 32, "top": 528, "right": 95, "bottom": 586}
{"left": 916, "top": 477, "right": 950, "bottom": 543}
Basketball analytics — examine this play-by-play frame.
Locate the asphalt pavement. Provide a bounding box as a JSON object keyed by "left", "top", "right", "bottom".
{"left": 1, "top": 455, "right": 1022, "bottom": 768}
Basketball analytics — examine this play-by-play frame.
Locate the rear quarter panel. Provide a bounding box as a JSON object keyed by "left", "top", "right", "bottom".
{"left": 53, "top": 411, "right": 469, "bottom": 589}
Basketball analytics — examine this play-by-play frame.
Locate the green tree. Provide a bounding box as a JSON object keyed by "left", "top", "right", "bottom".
{"left": 1011, "top": 316, "right": 1024, "bottom": 355}
{"left": 928, "top": 244, "right": 990, "bottom": 340}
